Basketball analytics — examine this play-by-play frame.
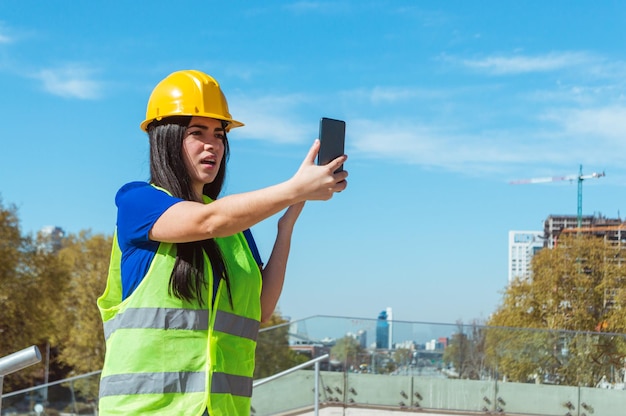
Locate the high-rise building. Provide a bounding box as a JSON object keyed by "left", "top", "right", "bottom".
{"left": 386, "top": 306, "right": 393, "bottom": 349}
{"left": 508, "top": 231, "right": 544, "bottom": 283}
{"left": 376, "top": 310, "right": 389, "bottom": 349}
{"left": 356, "top": 329, "right": 367, "bottom": 349}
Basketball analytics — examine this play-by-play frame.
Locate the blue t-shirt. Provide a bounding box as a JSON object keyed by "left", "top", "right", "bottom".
{"left": 116, "top": 182, "right": 263, "bottom": 300}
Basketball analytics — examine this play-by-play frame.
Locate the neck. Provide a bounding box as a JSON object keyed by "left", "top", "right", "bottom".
{"left": 192, "top": 184, "right": 204, "bottom": 202}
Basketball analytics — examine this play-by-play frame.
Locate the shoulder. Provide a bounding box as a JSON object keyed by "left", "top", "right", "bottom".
{"left": 116, "top": 181, "right": 155, "bottom": 202}
{"left": 115, "top": 182, "right": 183, "bottom": 245}
{"left": 116, "top": 182, "right": 180, "bottom": 207}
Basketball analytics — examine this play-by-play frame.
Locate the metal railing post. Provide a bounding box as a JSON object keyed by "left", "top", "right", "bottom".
{"left": 0, "top": 346, "right": 42, "bottom": 412}
{"left": 253, "top": 353, "right": 329, "bottom": 414}
{"left": 314, "top": 360, "right": 320, "bottom": 416}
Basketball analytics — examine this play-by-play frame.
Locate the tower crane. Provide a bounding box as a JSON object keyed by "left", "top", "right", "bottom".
{"left": 510, "top": 165, "right": 606, "bottom": 228}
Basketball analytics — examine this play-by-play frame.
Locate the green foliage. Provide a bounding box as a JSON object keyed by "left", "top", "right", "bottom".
{"left": 330, "top": 335, "right": 366, "bottom": 370}
{"left": 254, "top": 311, "right": 307, "bottom": 379}
{"left": 392, "top": 348, "right": 412, "bottom": 367}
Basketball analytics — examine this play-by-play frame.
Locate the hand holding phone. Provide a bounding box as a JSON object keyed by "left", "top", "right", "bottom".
{"left": 317, "top": 117, "right": 346, "bottom": 173}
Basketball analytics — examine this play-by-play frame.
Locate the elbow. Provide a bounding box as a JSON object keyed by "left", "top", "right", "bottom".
{"left": 201, "top": 220, "right": 229, "bottom": 239}
{"left": 202, "top": 217, "right": 241, "bottom": 239}
{"left": 260, "top": 309, "right": 274, "bottom": 324}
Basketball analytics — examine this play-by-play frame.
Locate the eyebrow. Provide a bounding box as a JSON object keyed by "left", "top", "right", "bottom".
{"left": 187, "top": 124, "right": 225, "bottom": 132}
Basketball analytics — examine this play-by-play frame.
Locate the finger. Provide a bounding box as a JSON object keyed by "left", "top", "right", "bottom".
{"left": 328, "top": 154, "right": 347, "bottom": 172}
{"left": 334, "top": 170, "right": 349, "bottom": 182}
{"left": 303, "top": 140, "right": 321, "bottom": 165}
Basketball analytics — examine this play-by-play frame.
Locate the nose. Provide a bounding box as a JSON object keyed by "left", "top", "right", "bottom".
{"left": 203, "top": 138, "right": 218, "bottom": 150}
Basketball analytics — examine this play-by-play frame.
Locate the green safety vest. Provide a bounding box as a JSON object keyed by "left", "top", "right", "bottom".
{"left": 97, "top": 195, "right": 262, "bottom": 416}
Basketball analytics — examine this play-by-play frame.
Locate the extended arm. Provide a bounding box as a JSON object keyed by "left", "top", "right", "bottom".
{"left": 150, "top": 140, "right": 347, "bottom": 243}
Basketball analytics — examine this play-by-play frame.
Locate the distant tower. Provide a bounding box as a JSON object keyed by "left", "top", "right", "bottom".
{"left": 356, "top": 329, "right": 367, "bottom": 349}
{"left": 508, "top": 230, "right": 543, "bottom": 283}
{"left": 376, "top": 310, "right": 389, "bottom": 349}
{"left": 386, "top": 306, "right": 393, "bottom": 349}
{"left": 38, "top": 226, "right": 65, "bottom": 253}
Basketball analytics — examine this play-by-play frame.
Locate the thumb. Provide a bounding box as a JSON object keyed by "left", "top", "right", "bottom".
{"left": 303, "top": 139, "right": 320, "bottom": 165}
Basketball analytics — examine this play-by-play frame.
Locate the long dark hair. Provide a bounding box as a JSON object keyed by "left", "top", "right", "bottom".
{"left": 147, "top": 116, "right": 231, "bottom": 306}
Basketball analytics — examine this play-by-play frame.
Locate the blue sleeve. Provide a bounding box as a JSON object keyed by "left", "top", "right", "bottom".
{"left": 116, "top": 182, "right": 184, "bottom": 247}
{"left": 115, "top": 182, "right": 184, "bottom": 299}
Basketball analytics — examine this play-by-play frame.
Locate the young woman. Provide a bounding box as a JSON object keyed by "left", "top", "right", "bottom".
{"left": 97, "top": 70, "right": 348, "bottom": 415}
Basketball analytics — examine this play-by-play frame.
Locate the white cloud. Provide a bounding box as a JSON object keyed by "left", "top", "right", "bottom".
{"left": 0, "top": 22, "right": 13, "bottom": 44}
{"left": 542, "top": 105, "right": 626, "bottom": 143}
{"left": 343, "top": 86, "right": 446, "bottom": 105}
{"left": 229, "top": 93, "right": 313, "bottom": 144}
{"left": 34, "top": 66, "right": 102, "bottom": 99}
{"left": 346, "top": 110, "right": 626, "bottom": 178}
{"left": 458, "top": 52, "right": 593, "bottom": 75}
{"left": 346, "top": 119, "right": 536, "bottom": 176}
{"left": 223, "top": 84, "right": 626, "bottom": 180}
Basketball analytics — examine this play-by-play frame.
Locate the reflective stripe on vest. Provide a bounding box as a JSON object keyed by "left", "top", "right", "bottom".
{"left": 100, "top": 371, "right": 252, "bottom": 398}
{"left": 100, "top": 372, "right": 205, "bottom": 397}
{"left": 102, "top": 307, "right": 208, "bottom": 340}
{"left": 103, "top": 308, "right": 258, "bottom": 342}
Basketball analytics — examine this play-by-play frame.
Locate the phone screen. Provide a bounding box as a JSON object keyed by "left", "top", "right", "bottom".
{"left": 317, "top": 117, "right": 346, "bottom": 172}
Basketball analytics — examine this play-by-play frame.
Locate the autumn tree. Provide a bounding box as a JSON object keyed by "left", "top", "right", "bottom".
{"left": 56, "top": 231, "right": 111, "bottom": 376}
{"left": 487, "top": 234, "right": 626, "bottom": 385}
{"left": 0, "top": 200, "right": 38, "bottom": 390}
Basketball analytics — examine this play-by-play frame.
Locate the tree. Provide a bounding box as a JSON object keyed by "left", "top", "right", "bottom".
{"left": 392, "top": 348, "right": 412, "bottom": 369}
{"left": 254, "top": 311, "right": 307, "bottom": 379}
{"left": 0, "top": 200, "right": 38, "bottom": 390}
{"left": 443, "top": 320, "right": 486, "bottom": 380}
{"left": 487, "top": 234, "right": 626, "bottom": 385}
{"left": 330, "top": 336, "right": 365, "bottom": 371}
{"left": 56, "top": 232, "right": 111, "bottom": 381}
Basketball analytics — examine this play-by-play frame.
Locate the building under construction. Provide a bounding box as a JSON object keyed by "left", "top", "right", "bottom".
{"left": 543, "top": 214, "right": 626, "bottom": 248}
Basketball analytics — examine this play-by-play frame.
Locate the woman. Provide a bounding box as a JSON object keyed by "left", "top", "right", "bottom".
{"left": 97, "top": 70, "right": 348, "bottom": 415}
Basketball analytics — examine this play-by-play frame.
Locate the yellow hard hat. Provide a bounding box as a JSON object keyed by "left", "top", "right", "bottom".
{"left": 140, "top": 70, "right": 244, "bottom": 132}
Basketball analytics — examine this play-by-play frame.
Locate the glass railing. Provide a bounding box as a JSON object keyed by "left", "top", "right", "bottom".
{"left": 3, "top": 315, "right": 626, "bottom": 415}
{"left": 251, "top": 315, "right": 626, "bottom": 415}
{"left": 1, "top": 371, "right": 100, "bottom": 415}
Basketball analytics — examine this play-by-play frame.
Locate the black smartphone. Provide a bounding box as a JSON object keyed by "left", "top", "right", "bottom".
{"left": 317, "top": 117, "right": 346, "bottom": 173}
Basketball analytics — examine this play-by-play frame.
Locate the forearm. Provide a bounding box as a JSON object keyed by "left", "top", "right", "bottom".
{"left": 260, "top": 223, "right": 294, "bottom": 322}
{"left": 204, "top": 181, "right": 302, "bottom": 237}
{"left": 259, "top": 202, "right": 304, "bottom": 322}
{"left": 151, "top": 180, "right": 301, "bottom": 242}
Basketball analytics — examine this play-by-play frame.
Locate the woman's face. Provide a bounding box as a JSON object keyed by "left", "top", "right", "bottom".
{"left": 182, "top": 116, "right": 226, "bottom": 196}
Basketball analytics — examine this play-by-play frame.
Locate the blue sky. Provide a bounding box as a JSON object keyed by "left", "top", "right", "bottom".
{"left": 1, "top": 1, "right": 626, "bottom": 326}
